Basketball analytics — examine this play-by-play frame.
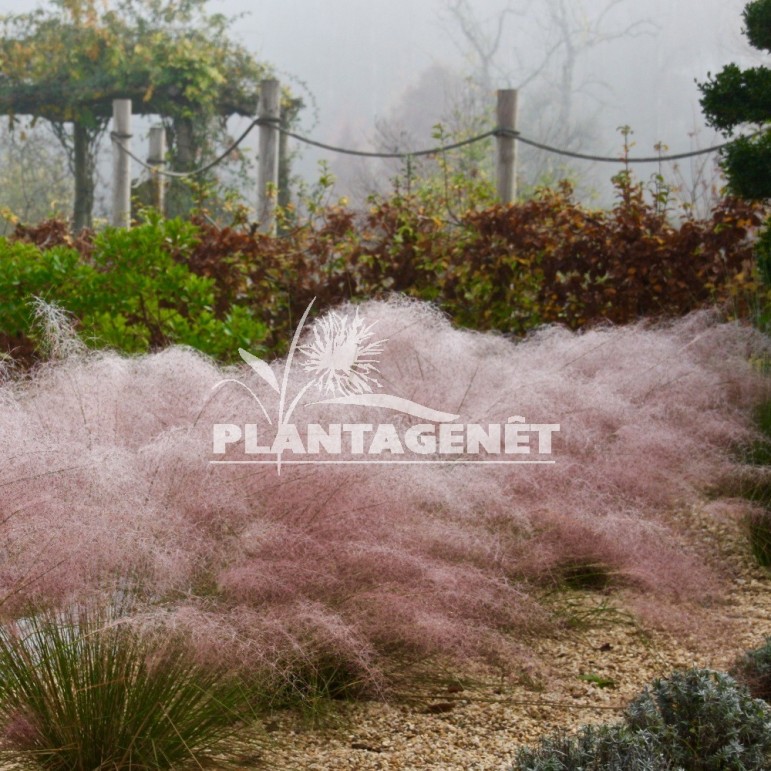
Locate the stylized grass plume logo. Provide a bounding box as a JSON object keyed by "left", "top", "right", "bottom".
{"left": 213, "top": 299, "right": 459, "bottom": 471}
{"left": 299, "top": 309, "right": 384, "bottom": 396}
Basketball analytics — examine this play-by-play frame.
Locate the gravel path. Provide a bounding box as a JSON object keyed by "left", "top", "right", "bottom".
{"left": 0, "top": 501, "right": 765, "bottom": 771}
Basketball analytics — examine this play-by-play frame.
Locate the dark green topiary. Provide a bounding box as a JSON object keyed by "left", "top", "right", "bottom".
{"left": 698, "top": 0, "right": 771, "bottom": 199}
{"left": 745, "top": 0, "right": 771, "bottom": 53}
{"left": 733, "top": 636, "right": 771, "bottom": 702}
{"left": 721, "top": 132, "right": 771, "bottom": 200}
{"left": 512, "top": 723, "right": 669, "bottom": 771}
{"left": 625, "top": 668, "right": 771, "bottom": 770}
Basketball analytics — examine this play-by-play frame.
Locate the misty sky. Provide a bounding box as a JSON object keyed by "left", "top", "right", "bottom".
{"left": 222, "top": 0, "right": 759, "bottom": 202}
{"left": 228, "top": 0, "right": 755, "bottom": 148}
{"left": 0, "top": 0, "right": 762, "bottom": 205}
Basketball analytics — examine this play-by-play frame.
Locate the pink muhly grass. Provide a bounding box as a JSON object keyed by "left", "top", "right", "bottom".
{"left": 0, "top": 298, "right": 767, "bottom": 691}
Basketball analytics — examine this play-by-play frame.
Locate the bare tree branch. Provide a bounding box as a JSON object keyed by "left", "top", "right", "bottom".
{"left": 438, "top": 0, "right": 661, "bottom": 188}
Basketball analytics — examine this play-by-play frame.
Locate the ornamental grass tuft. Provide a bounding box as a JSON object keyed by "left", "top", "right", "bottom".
{"left": 0, "top": 605, "right": 256, "bottom": 770}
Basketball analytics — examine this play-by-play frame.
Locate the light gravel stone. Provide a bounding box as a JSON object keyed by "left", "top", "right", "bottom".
{"left": 244, "top": 501, "right": 771, "bottom": 769}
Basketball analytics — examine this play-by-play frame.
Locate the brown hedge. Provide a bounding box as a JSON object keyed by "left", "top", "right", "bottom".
{"left": 9, "top": 175, "right": 766, "bottom": 359}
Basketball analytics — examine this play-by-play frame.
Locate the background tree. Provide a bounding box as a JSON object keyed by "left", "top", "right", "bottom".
{"left": 699, "top": 0, "right": 771, "bottom": 199}
{"left": 0, "top": 121, "right": 72, "bottom": 235}
{"left": 0, "top": 0, "right": 272, "bottom": 229}
{"left": 440, "top": 0, "right": 658, "bottom": 184}
{"left": 334, "top": 0, "right": 659, "bottom": 205}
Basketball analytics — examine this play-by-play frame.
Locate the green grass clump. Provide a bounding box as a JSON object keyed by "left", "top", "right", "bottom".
{"left": 732, "top": 636, "right": 771, "bottom": 702}
{"left": 266, "top": 652, "right": 372, "bottom": 727}
{"left": 747, "top": 508, "right": 771, "bottom": 567}
{"left": 577, "top": 672, "right": 616, "bottom": 689}
{"left": 741, "top": 400, "right": 771, "bottom": 466}
{"left": 743, "top": 437, "right": 771, "bottom": 467}
{"left": 557, "top": 559, "right": 616, "bottom": 591}
{"left": 731, "top": 398, "right": 771, "bottom": 566}
{"left": 0, "top": 606, "right": 257, "bottom": 770}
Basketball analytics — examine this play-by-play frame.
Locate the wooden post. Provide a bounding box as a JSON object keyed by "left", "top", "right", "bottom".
{"left": 496, "top": 89, "right": 518, "bottom": 204}
{"left": 257, "top": 79, "right": 280, "bottom": 235}
{"left": 111, "top": 99, "right": 132, "bottom": 228}
{"left": 148, "top": 125, "right": 166, "bottom": 215}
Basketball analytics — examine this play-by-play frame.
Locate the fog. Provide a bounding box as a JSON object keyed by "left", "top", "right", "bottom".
{"left": 238, "top": 0, "right": 752, "bottom": 138}
{"left": 230, "top": 0, "right": 759, "bottom": 206}
{"left": 0, "top": 0, "right": 762, "bottom": 210}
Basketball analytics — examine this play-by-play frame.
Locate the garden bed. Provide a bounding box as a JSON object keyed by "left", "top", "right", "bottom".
{"left": 250, "top": 502, "right": 771, "bottom": 769}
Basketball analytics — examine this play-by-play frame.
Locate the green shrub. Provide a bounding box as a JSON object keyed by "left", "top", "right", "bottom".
{"left": 2, "top": 171, "right": 766, "bottom": 367}
{"left": 0, "top": 218, "right": 270, "bottom": 365}
{"left": 513, "top": 669, "right": 771, "bottom": 770}
{"left": 625, "top": 668, "right": 771, "bottom": 770}
{"left": 0, "top": 606, "right": 256, "bottom": 770}
{"left": 80, "top": 219, "right": 269, "bottom": 360}
{"left": 0, "top": 239, "right": 88, "bottom": 363}
{"left": 733, "top": 637, "right": 771, "bottom": 702}
{"left": 512, "top": 723, "right": 669, "bottom": 770}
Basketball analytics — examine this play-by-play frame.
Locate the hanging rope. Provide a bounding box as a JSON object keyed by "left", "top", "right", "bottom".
{"left": 496, "top": 128, "right": 764, "bottom": 163}
{"left": 112, "top": 118, "right": 762, "bottom": 179}
{"left": 109, "top": 119, "right": 262, "bottom": 178}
